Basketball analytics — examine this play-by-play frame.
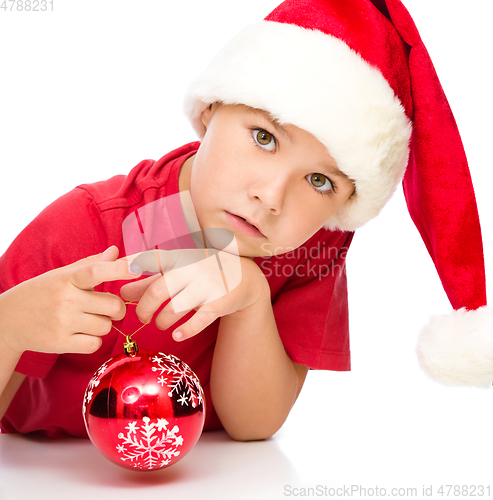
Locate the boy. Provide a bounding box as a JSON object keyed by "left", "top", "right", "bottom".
{"left": 1, "top": 0, "right": 492, "bottom": 443}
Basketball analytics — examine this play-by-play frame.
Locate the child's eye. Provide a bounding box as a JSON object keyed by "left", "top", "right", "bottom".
{"left": 252, "top": 129, "right": 277, "bottom": 152}
{"left": 306, "top": 173, "right": 334, "bottom": 194}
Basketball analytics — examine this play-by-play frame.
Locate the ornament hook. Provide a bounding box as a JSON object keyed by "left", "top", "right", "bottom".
{"left": 111, "top": 302, "right": 148, "bottom": 357}
{"left": 123, "top": 335, "right": 139, "bottom": 357}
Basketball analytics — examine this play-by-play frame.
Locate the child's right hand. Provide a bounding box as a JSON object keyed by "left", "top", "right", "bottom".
{"left": 0, "top": 246, "right": 140, "bottom": 356}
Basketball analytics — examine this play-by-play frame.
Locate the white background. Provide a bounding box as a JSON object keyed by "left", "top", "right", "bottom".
{"left": 1, "top": 0, "right": 493, "bottom": 498}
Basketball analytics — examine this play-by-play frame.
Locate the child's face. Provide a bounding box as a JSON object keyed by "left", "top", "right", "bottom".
{"left": 180, "top": 104, "right": 355, "bottom": 257}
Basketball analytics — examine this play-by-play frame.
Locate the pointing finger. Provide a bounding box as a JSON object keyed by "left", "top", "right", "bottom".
{"left": 125, "top": 248, "right": 212, "bottom": 276}
{"left": 125, "top": 250, "right": 179, "bottom": 276}
{"left": 70, "top": 259, "right": 141, "bottom": 291}
{"left": 63, "top": 246, "right": 120, "bottom": 272}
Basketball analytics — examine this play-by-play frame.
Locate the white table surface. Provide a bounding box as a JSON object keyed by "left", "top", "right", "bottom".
{"left": 2, "top": 367, "right": 493, "bottom": 500}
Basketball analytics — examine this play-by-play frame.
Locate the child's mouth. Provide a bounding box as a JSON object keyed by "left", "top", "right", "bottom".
{"left": 225, "top": 212, "right": 265, "bottom": 238}
{"left": 238, "top": 216, "right": 256, "bottom": 228}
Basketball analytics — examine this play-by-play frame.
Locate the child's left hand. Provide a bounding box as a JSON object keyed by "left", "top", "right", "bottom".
{"left": 119, "top": 248, "right": 269, "bottom": 341}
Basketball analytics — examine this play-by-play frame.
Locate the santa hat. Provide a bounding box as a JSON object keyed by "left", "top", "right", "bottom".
{"left": 183, "top": 0, "right": 493, "bottom": 387}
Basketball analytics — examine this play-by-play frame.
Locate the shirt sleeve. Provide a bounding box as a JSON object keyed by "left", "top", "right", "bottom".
{"left": 0, "top": 187, "right": 108, "bottom": 378}
{"left": 258, "top": 229, "right": 354, "bottom": 371}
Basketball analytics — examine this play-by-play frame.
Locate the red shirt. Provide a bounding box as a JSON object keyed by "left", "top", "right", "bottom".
{"left": 0, "top": 142, "right": 353, "bottom": 438}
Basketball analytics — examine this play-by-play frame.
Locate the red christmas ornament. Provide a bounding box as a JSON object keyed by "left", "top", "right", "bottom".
{"left": 82, "top": 338, "right": 205, "bottom": 471}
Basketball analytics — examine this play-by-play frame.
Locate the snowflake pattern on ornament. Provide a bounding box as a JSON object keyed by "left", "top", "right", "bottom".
{"left": 151, "top": 353, "right": 203, "bottom": 408}
{"left": 82, "top": 359, "right": 111, "bottom": 414}
{"left": 116, "top": 416, "right": 183, "bottom": 469}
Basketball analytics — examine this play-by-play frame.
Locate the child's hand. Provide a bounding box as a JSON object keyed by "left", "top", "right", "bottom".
{"left": 120, "top": 249, "right": 269, "bottom": 341}
{"left": 0, "top": 246, "right": 140, "bottom": 356}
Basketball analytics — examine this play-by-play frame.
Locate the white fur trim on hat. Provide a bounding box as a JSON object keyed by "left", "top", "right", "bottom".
{"left": 183, "top": 21, "right": 412, "bottom": 231}
{"left": 416, "top": 307, "right": 493, "bottom": 388}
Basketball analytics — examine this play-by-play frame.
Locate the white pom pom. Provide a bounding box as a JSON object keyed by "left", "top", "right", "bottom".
{"left": 416, "top": 306, "right": 493, "bottom": 388}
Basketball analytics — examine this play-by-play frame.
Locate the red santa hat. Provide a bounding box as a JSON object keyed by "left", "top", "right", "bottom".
{"left": 184, "top": 0, "right": 493, "bottom": 387}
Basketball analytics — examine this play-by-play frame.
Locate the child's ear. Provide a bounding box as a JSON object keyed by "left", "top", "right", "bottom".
{"left": 201, "top": 104, "right": 214, "bottom": 129}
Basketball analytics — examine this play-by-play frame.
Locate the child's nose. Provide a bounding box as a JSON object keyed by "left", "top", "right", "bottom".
{"left": 248, "top": 175, "right": 288, "bottom": 215}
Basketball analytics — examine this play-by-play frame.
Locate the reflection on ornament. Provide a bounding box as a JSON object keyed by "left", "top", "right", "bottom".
{"left": 82, "top": 350, "right": 205, "bottom": 471}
